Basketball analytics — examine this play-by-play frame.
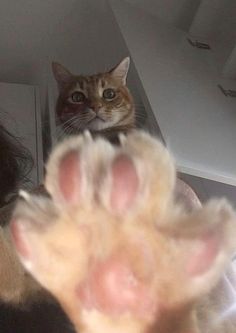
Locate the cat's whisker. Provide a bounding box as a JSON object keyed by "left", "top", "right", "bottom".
{"left": 134, "top": 102, "right": 146, "bottom": 107}
{"left": 135, "top": 105, "right": 146, "bottom": 111}
{"left": 135, "top": 117, "right": 146, "bottom": 122}
{"left": 64, "top": 118, "right": 82, "bottom": 133}
{"left": 60, "top": 115, "right": 79, "bottom": 127}
{"left": 57, "top": 120, "right": 79, "bottom": 140}
{"left": 134, "top": 103, "right": 146, "bottom": 107}
{"left": 134, "top": 110, "right": 146, "bottom": 115}
{"left": 56, "top": 130, "right": 66, "bottom": 141}
{"left": 135, "top": 109, "right": 147, "bottom": 116}
{"left": 135, "top": 113, "right": 146, "bottom": 118}
{"left": 57, "top": 122, "right": 75, "bottom": 139}
{"left": 135, "top": 121, "right": 147, "bottom": 128}
{"left": 135, "top": 112, "right": 146, "bottom": 119}
{"left": 59, "top": 124, "right": 71, "bottom": 137}
{"left": 72, "top": 121, "right": 85, "bottom": 133}
{"left": 135, "top": 120, "right": 146, "bottom": 129}
{"left": 135, "top": 114, "right": 147, "bottom": 121}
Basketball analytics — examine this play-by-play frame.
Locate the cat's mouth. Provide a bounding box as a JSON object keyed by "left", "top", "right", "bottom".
{"left": 86, "top": 116, "right": 112, "bottom": 131}
{"left": 88, "top": 115, "right": 106, "bottom": 123}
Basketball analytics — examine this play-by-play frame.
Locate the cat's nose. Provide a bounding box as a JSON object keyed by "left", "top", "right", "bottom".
{"left": 89, "top": 103, "right": 102, "bottom": 113}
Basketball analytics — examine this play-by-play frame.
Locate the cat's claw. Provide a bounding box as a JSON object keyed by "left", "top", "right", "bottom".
{"left": 118, "top": 132, "right": 127, "bottom": 145}
{"left": 10, "top": 130, "right": 236, "bottom": 333}
{"left": 83, "top": 130, "right": 93, "bottom": 141}
{"left": 18, "top": 190, "right": 31, "bottom": 202}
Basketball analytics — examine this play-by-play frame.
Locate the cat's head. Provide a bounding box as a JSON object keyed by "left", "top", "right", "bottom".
{"left": 52, "top": 57, "right": 135, "bottom": 133}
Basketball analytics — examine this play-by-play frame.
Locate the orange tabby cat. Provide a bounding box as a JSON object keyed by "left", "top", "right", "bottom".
{"left": 11, "top": 131, "right": 236, "bottom": 333}
{"left": 0, "top": 58, "right": 133, "bottom": 306}
{"left": 0, "top": 58, "right": 196, "bottom": 313}
{"left": 52, "top": 57, "right": 135, "bottom": 142}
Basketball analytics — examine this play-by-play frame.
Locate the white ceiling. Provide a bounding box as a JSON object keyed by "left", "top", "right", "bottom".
{"left": 0, "top": 0, "right": 77, "bottom": 49}
{"left": 0, "top": 0, "right": 235, "bottom": 85}
{"left": 0, "top": 0, "right": 131, "bottom": 115}
{"left": 0, "top": 0, "right": 126, "bottom": 84}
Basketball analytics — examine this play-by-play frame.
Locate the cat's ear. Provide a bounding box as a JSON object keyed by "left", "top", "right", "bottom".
{"left": 109, "top": 57, "right": 130, "bottom": 84}
{"left": 168, "top": 200, "right": 235, "bottom": 298}
{"left": 52, "top": 62, "right": 73, "bottom": 89}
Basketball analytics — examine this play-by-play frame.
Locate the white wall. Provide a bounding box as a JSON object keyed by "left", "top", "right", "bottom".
{"left": 189, "top": 0, "right": 236, "bottom": 77}
{"left": 124, "top": 0, "right": 236, "bottom": 78}
{"left": 0, "top": 0, "right": 130, "bottom": 115}
{"left": 110, "top": 0, "right": 236, "bottom": 187}
{"left": 0, "top": 0, "right": 76, "bottom": 84}
{"left": 223, "top": 46, "right": 236, "bottom": 79}
{"left": 125, "top": 0, "right": 201, "bottom": 30}
{"left": 189, "top": 0, "right": 235, "bottom": 40}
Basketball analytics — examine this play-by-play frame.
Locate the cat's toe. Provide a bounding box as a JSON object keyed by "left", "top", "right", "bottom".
{"left": 45, "top": 130, "right": 176, "bottom": 221}
{"left": 45, "top": 133, "right": 116, "bottom": 210}
{"left": 100, "top": 131, "right": 176, "bottom": 220}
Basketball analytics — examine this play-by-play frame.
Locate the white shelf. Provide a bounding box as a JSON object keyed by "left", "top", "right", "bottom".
{"left": 110, "top": 0, "right": 236, "bottom": 186}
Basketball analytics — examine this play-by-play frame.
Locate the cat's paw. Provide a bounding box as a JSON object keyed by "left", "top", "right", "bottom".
{"left": 10, "top": 130, "right": 176, "bottom": 299}
{"left": 9, "top": 131, "right": 236, "bottom": 333}
{"left": 45, "top": 130, "right": 175, "bottom": 220}
{"left": 0, "top": 226, "right": 41, "bottom": 304}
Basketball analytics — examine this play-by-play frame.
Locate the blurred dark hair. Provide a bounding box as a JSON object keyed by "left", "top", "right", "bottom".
{"left": 0, "top": 123, "right": 34, "bottom": 207}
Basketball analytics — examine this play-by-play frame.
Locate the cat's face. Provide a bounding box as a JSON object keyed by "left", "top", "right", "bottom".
{"left": 52, "top": 57, "right": 135, "bottom": 133}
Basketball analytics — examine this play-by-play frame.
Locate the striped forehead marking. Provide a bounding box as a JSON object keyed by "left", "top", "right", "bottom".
{"left": 76, "top": 82, "right": 84, "bottom": 90}
{"left": 70, "top": 75, "right": 118, "bottom": 98}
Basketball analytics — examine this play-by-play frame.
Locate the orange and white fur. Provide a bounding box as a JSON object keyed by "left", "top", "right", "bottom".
{"left": 10, "top": 131, "right": 236, "bottom": 333}
{"left": 52, "top": 57, "right": 135, "bottom": 141}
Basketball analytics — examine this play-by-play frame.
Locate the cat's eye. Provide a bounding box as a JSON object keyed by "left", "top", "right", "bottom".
{"left": 103, "top": 88, "right": 116, "bottom": 100}
{"left": 71, "top": 91, "right": 86, "bottom": 103}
